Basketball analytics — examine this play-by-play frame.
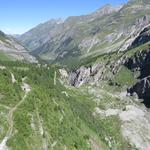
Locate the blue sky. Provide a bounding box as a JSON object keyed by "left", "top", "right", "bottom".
{"left": 0, "top": 0, "right": 128, "bottom": 34}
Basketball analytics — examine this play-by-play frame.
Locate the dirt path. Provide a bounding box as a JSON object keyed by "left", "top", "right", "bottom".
{"left": 0, "top": 104, "right": 10, "bottom": 110}
{"left": 0, "top": 78, "right": 31, "bottom": 150}
{"left": 10, "top": 73, "right": 16, "bottom": 84}
{"left": 7, "top": 91, "right": 29, "bottom": 137}
{"left": 89, "top": 138, "right": 103, "bottom": 150}
{"left": 54, "top": 71, "right": 57, "bottom": 85}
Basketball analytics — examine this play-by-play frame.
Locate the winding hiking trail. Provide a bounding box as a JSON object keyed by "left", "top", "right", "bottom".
{"left": 0, "top": 74, "right": 31, "bottom": 150}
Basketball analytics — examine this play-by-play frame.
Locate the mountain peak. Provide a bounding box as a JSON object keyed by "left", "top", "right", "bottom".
{"left": 93, "top": 4, "right": 122, "bottom": 17}
{"left": 101, "top": 4, "right": 113, "bottom": 9}
{"left": 47, "top": 18, "right": 64, "bottom": 25}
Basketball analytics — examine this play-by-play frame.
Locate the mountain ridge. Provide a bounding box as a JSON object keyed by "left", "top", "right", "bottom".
{"left": 18, "top": 0, "right": 150, "bottom": 66}
{"left": 0, "top": 30, "right": 37, "bottom": 63}
{"left": 17, "top": 3, "right": 123, "bottom": 58}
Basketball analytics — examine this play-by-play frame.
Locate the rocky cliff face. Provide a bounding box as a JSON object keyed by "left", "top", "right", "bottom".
{"left": 121, "top": 24, "right": 150, "bottom": 107}
{"left": 69, "top": 64, "right": 106, "bottom": 87}
{"left": 124, "top": 25, "right": 150, "bottom": 73}
{"left": 131, "top": 25, "right": 150, "bottom": 48}
{"left": 124, "top": 47, "right": 150, "bottom": 107}
{"left": 129, "top": 76, "right": 150, "bottom": 107}
{"left": 125, "top": 48, "right": 150, "bottom": 78}
{"left": 69, "top": 60, "right": 121, "bottom": 87}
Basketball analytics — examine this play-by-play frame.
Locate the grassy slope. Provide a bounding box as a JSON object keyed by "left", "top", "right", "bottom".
{"left": 0, "top": 61, "right": 138, "bottom": 150}
{"left": 0, "top": 51, "right": 12, "bottom": 61}
{"left": 1, "top": 36, "right": 148, "bottom": 149}
{"left": 113, "top": 66, "right": 137, "bottom": 86}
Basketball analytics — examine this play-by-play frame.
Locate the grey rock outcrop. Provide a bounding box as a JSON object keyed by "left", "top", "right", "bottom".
{"left": 69, "top": 64, "right": 104, "bottom": 87}
{"left": 129, "top": 76, "right": 150, "bottom": 98}
{"left": 126, "top": 48, "right": 150, "bottom": 68}
{"left": 124, "top": 33, "right": 150, "bottom": 107}
{"left": 69, "top": 63, "right": 114, "bottom": 87}
{"left": 131, "top": 24, "right": 150, "bottom": 48}
{"left": 119, "top": 15, "right": 150, "bottom": 52}
{"left": 125, "top": 48, "right": 150, "bottom": 78}
{"left": 129, "top": 76, "right": 150, "bottom": 107}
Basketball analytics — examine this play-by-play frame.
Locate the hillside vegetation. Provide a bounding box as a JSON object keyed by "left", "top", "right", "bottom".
{"left": 0, "top": 60, "right": 139, "bottom": 150}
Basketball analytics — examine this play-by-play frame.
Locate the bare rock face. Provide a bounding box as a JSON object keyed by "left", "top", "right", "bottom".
{"left": 69, "top": 64, "right": 105, "bottom": 87}
{"left": 131, "top": 25, "right": 150, "bottom": 47}
{"left": 69, "top": 66, "right": 92, "bottom": 87}
{"left": 129, "top": 76, "right": 150, "bottom": 107}
{"left": 125, "top": 48, "right": 150, "bottom": 77}
{"left": 69, "top": 63, "right": 114, "bottom": 87}
{"left": 119, "top": 15, "right": 150, "bottom": 52}
{"left": 124, "top": 32, "right": 150, "bottom": 107}
{"left": 124, "top": 25, "right": 150, "bottom": 77}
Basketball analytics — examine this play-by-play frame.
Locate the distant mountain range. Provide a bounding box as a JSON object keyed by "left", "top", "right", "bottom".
{"left": 17, "top": 0, "right": 150, "bottom": 66}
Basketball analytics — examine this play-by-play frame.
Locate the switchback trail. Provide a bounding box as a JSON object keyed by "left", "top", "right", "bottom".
{"left": 0, "top": 76, "right": 31, "bottom": 150}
